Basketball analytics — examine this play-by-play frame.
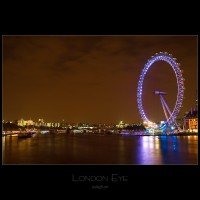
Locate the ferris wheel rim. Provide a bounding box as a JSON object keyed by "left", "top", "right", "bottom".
{"left": 137, "top": 52, "right": 184, "bottom": 128}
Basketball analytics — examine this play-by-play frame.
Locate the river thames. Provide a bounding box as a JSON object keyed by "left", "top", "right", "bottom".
{"left": 2, "top": 134, "right": 198, "bottom": 164}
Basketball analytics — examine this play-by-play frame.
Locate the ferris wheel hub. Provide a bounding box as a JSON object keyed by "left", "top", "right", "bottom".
{"left": 154, "top": 90, "right": 167, "bottom": 95}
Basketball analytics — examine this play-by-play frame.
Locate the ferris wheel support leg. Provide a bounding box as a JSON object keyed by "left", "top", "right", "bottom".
{"left": 160, "top": 95, "right": 169, "bottom": 121}
{"left": 160, "top": 95, "right": 181, "bottom": 132}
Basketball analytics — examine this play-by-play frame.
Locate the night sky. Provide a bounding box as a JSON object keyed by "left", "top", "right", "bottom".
{"left": 3, "top": 36, "right": 197, "bottom": 124}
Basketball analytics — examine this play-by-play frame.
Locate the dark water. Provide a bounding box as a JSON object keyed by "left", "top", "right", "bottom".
{"left": 2, "top": 134, "right": 198, "bottom": 164}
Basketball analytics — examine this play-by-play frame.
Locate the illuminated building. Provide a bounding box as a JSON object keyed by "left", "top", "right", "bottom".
{"left": 47, "top": 123, "right": 51, "bottom": 127}
{"left": 116, "top": 121, "right": 129, "bottom": 129}
{"left": 55, "top": 123, "right": 60, "bottom": 127}
{"left": 18, "top": 118, "right": 34, "bottom": 127}
{"left": 38, "top": 119, "right": 44, "bottom": 123}
{"left": 36, "top": 118, "right": 45, "bottom": 127}
{"left": 183, "top": 108, "right": 198, "bottom": 132}
{"left": 116, "top": 121, "right": 125, "bottom": 128}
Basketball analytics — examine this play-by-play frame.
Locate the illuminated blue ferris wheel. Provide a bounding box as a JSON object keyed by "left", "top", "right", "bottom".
{"left": 137, "top": 52, "right": 185, "bottom": 131}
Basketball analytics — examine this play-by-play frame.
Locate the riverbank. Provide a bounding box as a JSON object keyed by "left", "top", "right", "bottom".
{"left": 2, "top": 131, "right": 198, "bottom": 137}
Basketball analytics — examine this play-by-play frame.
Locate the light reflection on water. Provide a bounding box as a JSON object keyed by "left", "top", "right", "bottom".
{"left": 2, "top": 134, "right": 198, "bottom": 165}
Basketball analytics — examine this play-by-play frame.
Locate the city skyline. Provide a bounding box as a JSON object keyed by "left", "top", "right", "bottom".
{"left": 3, "top": 35, "right": 198, "bottom": 123}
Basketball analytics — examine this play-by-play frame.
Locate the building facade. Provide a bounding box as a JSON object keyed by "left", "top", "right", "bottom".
{"left": 183, "top": 108, "right": 198, "bottom": 132}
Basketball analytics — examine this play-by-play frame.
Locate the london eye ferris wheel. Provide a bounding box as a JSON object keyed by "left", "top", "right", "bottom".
{"left": 137, "top": 52, "right": 185, "bottom": 132}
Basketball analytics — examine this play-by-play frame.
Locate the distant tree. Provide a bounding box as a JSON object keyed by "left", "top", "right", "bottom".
{"left": 27, "top": 125, "right": 34, "bottom": 129}
{"left": 3, "top": 122, "right": 20, "bottom": 131}
{"left": 39, "top": 126, "right": 47, "bottom": 130}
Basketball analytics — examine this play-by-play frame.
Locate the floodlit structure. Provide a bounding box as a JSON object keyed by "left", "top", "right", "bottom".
{"left": 137, "top": 52, "right": 185, "bottom": 133}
